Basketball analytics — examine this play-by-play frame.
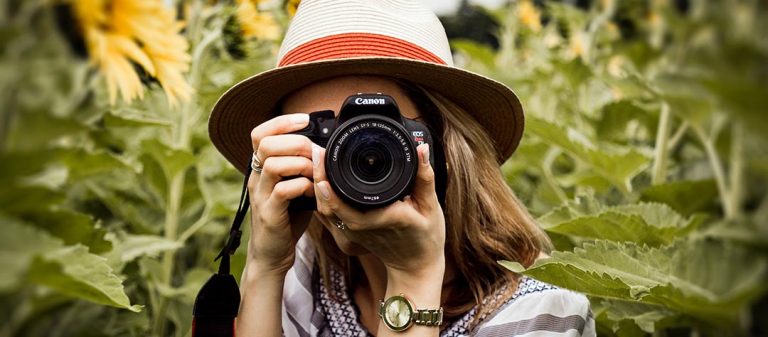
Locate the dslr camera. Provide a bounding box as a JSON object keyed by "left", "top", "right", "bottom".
{"left": 288, "top": 93, "right": 446, "bottom": 210}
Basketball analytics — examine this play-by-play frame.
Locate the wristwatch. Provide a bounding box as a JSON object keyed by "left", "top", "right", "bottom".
{"left": 378, "top": 294, "right": 443, "bottom": 332}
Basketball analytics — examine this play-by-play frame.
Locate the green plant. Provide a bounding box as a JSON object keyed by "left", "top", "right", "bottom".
{"left": 471, "top": 1, "right": 768, "bottom": 335}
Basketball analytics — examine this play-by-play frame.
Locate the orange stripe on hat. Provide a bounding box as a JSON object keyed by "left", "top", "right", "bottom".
{"left": 279, "top": 33, "right": 447, "bottom": 67}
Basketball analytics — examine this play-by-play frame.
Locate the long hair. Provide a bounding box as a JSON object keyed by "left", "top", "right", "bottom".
{"left": 308, "top": 80, "right": 551, "bottom": 327}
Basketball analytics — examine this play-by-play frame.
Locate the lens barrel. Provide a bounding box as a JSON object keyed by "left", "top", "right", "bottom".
{"left": 325, "top": 115, "right": 418, "bottom": 208}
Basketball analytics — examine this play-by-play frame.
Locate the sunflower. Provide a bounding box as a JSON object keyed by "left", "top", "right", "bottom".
{"left": 235, "top": 0, "right": 280, "bottom": 40}
{"left": 286, "top": 0, "right": 301, "bottom": 17}
{"left": 73, "top": 0, "right": 192, "bottom": 106}
{"left": 517, "top": 0, "right": 542, "bottom": 32}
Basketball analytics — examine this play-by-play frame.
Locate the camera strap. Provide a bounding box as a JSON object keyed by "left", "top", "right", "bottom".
{"left": 192, "top": 164, "right": 252, "bottom": 337}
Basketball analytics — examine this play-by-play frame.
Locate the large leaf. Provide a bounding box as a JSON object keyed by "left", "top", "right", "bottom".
{"left": 526, "top": 117, "right": 651, "bottom": 192}
{"left": 140, "top": 138, "right": 196, "bottom": 180}
{"left": 500, "top": 239, "right": 768, "bottom": 328}
{"left": 640, "top": 180, "right": 719, "bottom": 216}
{"left": 0, "top": 219, "right": 140, "bottom": 312}
{"left": 107, "top": 234, "right": 182, "bottom": 267}
{"left": 539, "top": 200, "right": 705, "bottom": 246}
{"left": 28, "top": 244, "right": 142, "bottom": 312}
{"left": 20, "top": 208, "right": 112, "bottom": 254}
{"left": 0, "top": 217, "right": 62, "bottom": 291}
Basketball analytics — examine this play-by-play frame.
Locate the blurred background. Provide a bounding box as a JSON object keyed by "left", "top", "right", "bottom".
{"left": 1, "top": 0, "right": 767, "bottom": 336}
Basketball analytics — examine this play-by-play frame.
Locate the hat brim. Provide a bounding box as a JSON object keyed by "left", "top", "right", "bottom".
{"left": 209, "top": 57, "right": 523, "bottom": 174}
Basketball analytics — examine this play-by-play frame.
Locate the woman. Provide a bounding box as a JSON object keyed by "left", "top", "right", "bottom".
{"left": 207, "top": 1, "right": 595, "bottom": 336}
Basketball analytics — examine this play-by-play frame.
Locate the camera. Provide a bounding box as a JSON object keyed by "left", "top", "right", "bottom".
{"left": 288, "top": 93, "right": 446, "bottom": 210}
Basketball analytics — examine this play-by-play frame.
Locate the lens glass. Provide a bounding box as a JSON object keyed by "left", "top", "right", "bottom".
{"left": 346, "top": 128, "right": 396, "bottom": 185}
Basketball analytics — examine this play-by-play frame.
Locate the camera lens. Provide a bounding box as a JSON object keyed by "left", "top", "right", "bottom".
{"left": 326, "top": 116, "right": 418, "bottom": 208}
{"left": 350, "top": 136, "right": 393, "bottom": 185}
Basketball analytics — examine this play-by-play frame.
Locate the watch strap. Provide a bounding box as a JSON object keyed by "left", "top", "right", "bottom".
{"left": 412, "top": 307, "right": 444, "bottom": 326}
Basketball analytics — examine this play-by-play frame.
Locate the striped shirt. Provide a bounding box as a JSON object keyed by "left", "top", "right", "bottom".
{"left": 281, "top": 235, "right": 596, "bottom": 337}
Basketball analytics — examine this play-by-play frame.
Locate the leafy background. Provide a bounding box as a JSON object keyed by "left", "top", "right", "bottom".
{"left": 1, "top": 0, "right": 766, "bottom": 336}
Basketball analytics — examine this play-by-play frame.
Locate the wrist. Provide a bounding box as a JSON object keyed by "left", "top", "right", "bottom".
{"left": 384, "top": 257, "right": 445, "bottom": 308}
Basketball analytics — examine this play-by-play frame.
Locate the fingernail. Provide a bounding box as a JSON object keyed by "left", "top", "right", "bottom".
{"left": 292, "top": 114, "right": 309, "bottom": 125}
{"left": 318, "top": 182, "right": 330, "bottom": 200}
{"left": 422, "top": 144, "right": 430, "bottom": 165}
{"left": 312, "top": 145, "right": 320, "bottom": 168}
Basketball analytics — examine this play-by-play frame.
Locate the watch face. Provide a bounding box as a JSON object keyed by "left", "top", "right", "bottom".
{"left": 383, "top": 296, "right": 413, "bottom": 331}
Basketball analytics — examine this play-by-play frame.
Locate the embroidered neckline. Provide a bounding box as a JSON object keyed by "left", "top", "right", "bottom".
{"left": 316, "top": 265, "right": 557, "bottom": 336}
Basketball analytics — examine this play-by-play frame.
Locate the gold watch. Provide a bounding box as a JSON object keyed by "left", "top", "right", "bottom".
{"left": 378, "top": 294, "right": 443, "bottom": 332}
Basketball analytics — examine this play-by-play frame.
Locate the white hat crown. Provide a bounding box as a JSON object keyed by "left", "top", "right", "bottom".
{"left": 278, "top": 0, "right": 454, "bottom": 66}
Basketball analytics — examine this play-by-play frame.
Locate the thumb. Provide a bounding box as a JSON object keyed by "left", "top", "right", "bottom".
{"left": 410, "top": 143, "right": 438, "bottom": 210}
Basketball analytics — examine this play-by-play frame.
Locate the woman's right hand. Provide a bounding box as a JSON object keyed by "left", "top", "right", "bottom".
{"left": 246, "top": 113, "right": 315, "bottom": 277}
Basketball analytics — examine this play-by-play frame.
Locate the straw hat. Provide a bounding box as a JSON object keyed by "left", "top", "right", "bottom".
{"left": 209, "top": 0, "right": 524, "bottom": 174}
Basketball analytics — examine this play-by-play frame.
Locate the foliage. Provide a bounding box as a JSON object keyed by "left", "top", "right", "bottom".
{"left": 484, "top": 0, "right": 768, "bottom": 336}
{"left": 0, "top": 0, "right": 766, "bottom": 336}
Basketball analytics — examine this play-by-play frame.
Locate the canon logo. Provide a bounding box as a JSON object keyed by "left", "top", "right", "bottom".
{"left": 355, "top": 97, "right": 385, "bottom": 105}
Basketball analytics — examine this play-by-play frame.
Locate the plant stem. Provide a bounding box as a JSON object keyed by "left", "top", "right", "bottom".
{"left": 152, "top": 171, "right": 186, "bottom": 336}
{"left": 693, "top": 126, "right": 735, "bottom": 219}
{"left": 728, "top": 122, "right": 744, "bottom": 220}
{"left": 652, "top": 103, "right": 672, "bottom": 185}
{"left": 542, "top": 148, "right": 569, "bottom": 204}
{"left": 667, "top": 121, "right": 689, "bottom": 151}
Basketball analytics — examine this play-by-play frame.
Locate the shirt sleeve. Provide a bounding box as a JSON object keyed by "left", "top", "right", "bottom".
{"left": 473, "top": 288, "right": 596, "bottom": 337}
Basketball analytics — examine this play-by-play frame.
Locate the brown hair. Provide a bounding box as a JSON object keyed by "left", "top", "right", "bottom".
{"left": 308, "top": 81, "right": 550, "bottom": 327}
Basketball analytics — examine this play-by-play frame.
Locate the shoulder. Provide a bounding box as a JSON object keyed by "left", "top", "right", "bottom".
{"left": 473, "top": 277, "right": 596, "bottom": 337}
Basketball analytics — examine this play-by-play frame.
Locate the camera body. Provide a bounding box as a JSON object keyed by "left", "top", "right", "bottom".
{"left": 288, "top": 93, "right": 446, "bottom": 211}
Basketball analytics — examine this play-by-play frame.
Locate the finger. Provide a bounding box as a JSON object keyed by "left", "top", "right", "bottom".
{"left": 251, "top": 113, "right": 310, "bottom": 152}
{"left": 257, "top": 134, "right": 314, "bottom": 161}
{"left": 312, "top": 145, "right": 330, "bottom": 215}
{"left": 257, "top": 156, "right": 314, "bottom": 197}
{"left": 263, "top": 177, "right": 314, "bottom": 217}
{"left": 410, "top": 143, "right": 438, "bottom": 212}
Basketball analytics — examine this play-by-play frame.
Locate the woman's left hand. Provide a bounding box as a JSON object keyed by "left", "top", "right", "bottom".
{"left": 311, "top": 143, "right": 446, "bottom": 276}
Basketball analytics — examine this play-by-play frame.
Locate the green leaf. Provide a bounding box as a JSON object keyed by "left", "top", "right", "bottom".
{"left": 28, "top": 245, "right": 142, "bottom": 312}
{"left": 640, "top": 180, "right": 719, "bottom": 216}
{"left": 597, "top": 299, "right": 682, "bottom": 333}
{"left": 526, "top": 117, "right": 651, "bottom": 193}
{"left": 597, "top": 101, "right": 657, "bottom": 143}
{"left": 107, "top": 234, "right": 182, "bottom": 266}
{"left": 500, "top": 239, "right": 768, "bottom": 327}
{"left": 0, "top": 217, "right": 62, "bottom": 292}
{"left": 56, "top": 148, "right": 130, "bottom": 180}
{"left": 21, "top": 208, "right": 112, "bottom": 254}
{"left": 451, "top": 39, "right": 497, "bottom": 68}
{"left": 538, "top": 200, "right": 706, "bottom": 246}
{"left": 103, "top": 109, "right": 172, "bottom": 128}
{"left": 140, "top": 138, "right": 196, "bottom": 180}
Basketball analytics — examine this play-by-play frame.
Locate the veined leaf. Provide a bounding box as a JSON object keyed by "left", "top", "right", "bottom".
{"left": 640, "top": 180, "right": 719, "bottom": 216}
{"left": 141, "top": 138, "right": 196, "bottom": 180}
{"left": 538, "top": 200, "right": 705, "bottom": 246}
{"left": 104, "top": 109, "right": 172, "bottom": 128}
{"left": 56, "top": 148, "right": 130, "bottom": 180}
{"left": 526, "top": 117, "right": 651, "bottom": 192}
{"left": 0, "top": 219, "right": 141, "bottom": 312}
{"left": 28, "top": 245, "right": 142, "bottom": 312}
{"left": 0, "top": 217, "right": 62, "bottom": 291}
{"left": 596, "top": 299, "right": 684, "bottom": 334}
{"left": 107, "top": 234, "right": 182, "bottom": 266}
{"left": 500, "top": 239, "right": 768, "bottom": 327}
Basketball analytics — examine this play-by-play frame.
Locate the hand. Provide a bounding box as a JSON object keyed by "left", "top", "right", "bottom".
{"left": 247, "top": 113, "right": 315, "bottom": 276}
{"left": 312, "top": 143, "right": 446, "bottom": 276}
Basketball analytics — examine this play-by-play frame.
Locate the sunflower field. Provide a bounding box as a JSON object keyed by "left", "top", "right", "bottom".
{"left": 1, "top": 0, "right": 766, "bottom": 336}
